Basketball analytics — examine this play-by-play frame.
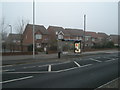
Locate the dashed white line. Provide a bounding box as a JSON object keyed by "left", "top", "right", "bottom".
{"left": 74, "top": 61, "right": 81, "bottom": 67}
{"left": 90, "top": 58, "right": 102, "bottom": 62}
{"left": 105, "top": 59, "right": 116, "bottom": 62}
{"left": 56, "top": 67, "right": 78, "bottom": 73}
{"left": 4, "top": 71, "right": 50, "bottom": 74}
{"left": 38, "top": 64, "right": 48, "bottom": 67}
{"left": 80, "top": 64, "right": 92, "bottom": 68}
{"left": 0, "top": 76, "right": 33, "bottom": 84}
{"left": 48, "top": 65, "right": 51, "bottom": 72}
{"left": 3, "top": 69, "right": 15, "bottom": 72}
{"left": 23, "top": 66, "right": 36, "bottom": 69}
{"left": 0, "top": 65, "right": 13, "bottom": 68}
{"left": 4, "top": 63, "right": 93, "bottom": 74}
{"left": 56, "top": 64, "right": 93, "bottom": 73}
{"left": 38, "top": 61, "right": 71, "bottom": 67}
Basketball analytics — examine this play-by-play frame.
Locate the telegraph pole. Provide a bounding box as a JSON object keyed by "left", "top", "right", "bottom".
{"left": 33, "top": 0, "right": 35, "bottom": 58}
{"left": 83, "top": 14, "right": 86, "bottom": 52}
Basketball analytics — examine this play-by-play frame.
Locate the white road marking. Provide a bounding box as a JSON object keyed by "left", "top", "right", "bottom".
{"left": 56, "top": 64, "right": 93, "bottom": 73}
{"left": 38, "top": 61, "right": 71, "bottom": 67}
{"left": 56, "top": 67, "right": 78, "bottom": 73}
{"left": 74, "top": 61, "right": 81, "bottom": 67}
{"left": 80, "top": 64, "right": 92, "bottom": 68}
{"left": 5, "top": 71, "right": 50, "bottom": 74}
{"left": 38, "top": 64, "right": 48, "bottom": 67}
{"left": 0, "top": 76, "right": 33, "bottom": 84}
{"left": 5, "top": 64, "right": 93, "bottom": 74}
{"left": 48, "top": 65, "right": 51, "bottom": 72}
{"left": 23, "top": 66, "right": 36, "bottom": 69}
{"left": 90, "top": 58, "right": 102, "bottom": 62}
{"left": 105, "top": 59, "right": 117, "bottom": 62}
{"left": 3, "top": 69, "right": 15, "bottom": 72}
{"left": 0, "top": 65, "right": 13, "bottom": 68}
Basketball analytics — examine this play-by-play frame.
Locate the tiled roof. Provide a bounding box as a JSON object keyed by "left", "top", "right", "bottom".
{"left": 48, "top": 26, "right": 70, "bottom": 36}
{"left": 97, "top": 32, "right": 108, "bottom": 38}
{"left": 27, "top": 24, "right": 48, "bottom": 35}
{"left": 65, "top": 28, "right": 83, "bottom": 36}
{"left": 85, "top": 31, "right": 98, "bottom": 38}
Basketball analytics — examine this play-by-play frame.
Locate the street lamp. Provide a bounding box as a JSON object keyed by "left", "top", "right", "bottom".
{"left": 33, "top": 0, "right": 35, "bottom": 59}
{"left": 83, "top": 14, "right": 86, "bottom": 52}
{"left": 9, "top": 24, "right": 12, "bottom": 52}
{"left": 9, "top": 25, "right": 12, "bottom": 34}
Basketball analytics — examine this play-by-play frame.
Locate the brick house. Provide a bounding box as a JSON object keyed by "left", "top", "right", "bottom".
{"left": 48, "top": 26, "right": 85, "bottom": 51}
{"left": 85, "top": 31, "right": 99, "bottom": 47}
{"left": 109, "top": 34, "right": 119, "bottom": 46}
{"left": 22, "top": 24, "right": 49, "bottom": 52}
{"left": 97, "top": 32, "right": 109, "bottom": 43}
{"left": 64, "top": 28, "right": 84, "bottom": 51}
{"left": 47, "top": 26, "right": 70, "bottom": 51}
{"left": 47, "top": 26, "right": 70, "bottom": 40}
{"left": 65, "top": 28, "right": 83, "bottom": 40}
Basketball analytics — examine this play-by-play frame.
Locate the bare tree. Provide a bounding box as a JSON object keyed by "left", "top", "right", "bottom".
{"left": 15, "top": 18, "right": 29, "bottom": 52}
{"left": 0, "top": 18, "right": 8, "bottom": 52}
{"left": 0, "top": 18, "right": 8, "bottom": 41}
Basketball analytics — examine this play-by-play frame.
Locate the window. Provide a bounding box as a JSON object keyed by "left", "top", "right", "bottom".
{"left": 92, "top": 38, "right": 95, "bottom": 41}
{"left": 85, "top": 36, "right": 91, "bottom": 41}
{"left": 79, "top": 37, "right": 82, "bottom": 40}
{"left": 85, "top": 37, "right": 89, "bottom": 41}
{"left": 13, "top": 40, "right": 16, "bottom": 43}
{"left": 35, "top": 34, "right": 42, "bottom": 39}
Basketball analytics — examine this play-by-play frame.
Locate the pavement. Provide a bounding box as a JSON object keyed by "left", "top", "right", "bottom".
{"left": 1, "top": 51, "right": 119, "bottom": 88}
{"left": 2, "top": 49, "right": 119, "bottom": 66}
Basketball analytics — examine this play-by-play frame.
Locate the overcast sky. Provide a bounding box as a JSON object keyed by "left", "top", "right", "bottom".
{"left": 1, "top": 1, "right": 118, "bottom": 35}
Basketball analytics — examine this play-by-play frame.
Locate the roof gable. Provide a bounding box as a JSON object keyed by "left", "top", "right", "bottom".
{"left": 85, "top": 31, "right": 98, "bottom": 38}
{"left": 25, "top": 24, "right": 48, "bottom": 35}
{"left": 48, "top": 26, "right": 70, "bottom": 36}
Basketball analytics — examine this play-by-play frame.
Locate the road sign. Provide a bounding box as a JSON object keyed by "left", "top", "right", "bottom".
{"left": 74, "top": 41, "right": 81, "bottom": 53}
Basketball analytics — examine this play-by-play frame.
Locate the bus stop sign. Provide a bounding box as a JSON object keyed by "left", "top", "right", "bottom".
{"left": 74, "top": 41, "right": 81, "bottom": 53}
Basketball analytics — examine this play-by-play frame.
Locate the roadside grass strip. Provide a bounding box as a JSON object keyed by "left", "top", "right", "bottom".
{"left": 0, "top": 76, "right": 33, "bottom": 84}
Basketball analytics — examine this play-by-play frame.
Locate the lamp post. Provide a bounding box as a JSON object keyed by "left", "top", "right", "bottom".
{"left": 83, "top": 14, "right": 86, "bottom": 52}
{"left": 9, "top": 25, "right": 12, "bottom": 52}
{"left": 9, "top": 25, "right": 12, "bottom": 34}
{"left": 33, "top": 0, "right": 35, "bottom": 59}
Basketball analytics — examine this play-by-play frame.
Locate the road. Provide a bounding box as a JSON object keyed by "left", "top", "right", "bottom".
{"left": 1, "top": 51, "right": 119, "bottom": 88}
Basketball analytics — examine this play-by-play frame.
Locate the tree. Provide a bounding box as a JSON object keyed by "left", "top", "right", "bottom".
{"left": 0, "top": 18, "right": 8, "bottom": 52}
{"left": 15, "top": 18, "right": 29, "bottom": 52}
{"left": 0, "top": 18, "right": 8, "bottom": 41}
